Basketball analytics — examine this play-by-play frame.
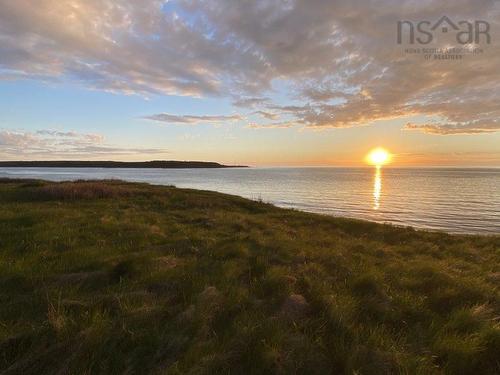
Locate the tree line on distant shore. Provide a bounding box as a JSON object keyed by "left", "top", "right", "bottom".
{"left": 0, "top": 160, "right": 247, "bottom": 169}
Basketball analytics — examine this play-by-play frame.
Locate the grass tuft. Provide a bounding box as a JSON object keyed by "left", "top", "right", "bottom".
{"left": 32, "top": 181, "right": 136, "bottom": 200}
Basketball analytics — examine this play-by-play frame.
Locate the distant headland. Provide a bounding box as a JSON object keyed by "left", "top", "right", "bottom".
{"left": 0, "top": 160, "right": 248, "bottom": 169}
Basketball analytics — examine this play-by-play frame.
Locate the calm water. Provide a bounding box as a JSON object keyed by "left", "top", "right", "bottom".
{"left": 1, "top": 167, "right": 499, "bottom": 235}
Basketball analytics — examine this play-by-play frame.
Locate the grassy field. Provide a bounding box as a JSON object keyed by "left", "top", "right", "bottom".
{"left": 0, "top": 179, "right": 499, "bottom": 374}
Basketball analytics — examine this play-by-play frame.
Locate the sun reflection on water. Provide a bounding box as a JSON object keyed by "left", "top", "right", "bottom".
{"left": 373, "top": 166, "right": 382, "bottom": 210}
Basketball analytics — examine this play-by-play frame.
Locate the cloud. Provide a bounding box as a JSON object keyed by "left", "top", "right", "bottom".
{"left": 0, "top": 0, "right": 270, "bottom": 96}
{"left": 0, "top": 129, "right": 169, "bottom": 158}
{"left": 246, "top": 122, "right": 296, "bottom": 130}
{"left": 252, "top": 111, "right": 279, "bottom": 121}
{"left": 1, "top": 0, "right": 499, "bottom": 133}
{"left": 232, "top": 96, "right": 270, "bottom": 108}
{"left": 36, "top": 130, "right": 105, "bottom": 143}
{"left": 143, "top": 113, "right": 243, "bottom": 125}
{"left": 404, "top": 120, "right": 500, "bottom": 135}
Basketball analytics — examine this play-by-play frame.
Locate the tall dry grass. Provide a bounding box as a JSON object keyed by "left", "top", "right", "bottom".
{"left": 34, "top": 181, "right": 135, "bottom": 200}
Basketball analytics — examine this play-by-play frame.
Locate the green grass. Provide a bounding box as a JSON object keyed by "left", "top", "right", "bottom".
{"left": 0, "top": 179, "right": 499, "bottom": 374}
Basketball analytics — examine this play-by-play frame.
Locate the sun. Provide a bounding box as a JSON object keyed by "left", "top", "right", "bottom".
{"left": 366, "top": 147, "right": 391, "bottom": 166}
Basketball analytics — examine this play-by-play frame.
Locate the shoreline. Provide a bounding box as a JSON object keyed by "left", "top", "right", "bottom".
{"left": 1, "top": 175, "right": 498, "bottom": 236}
{"left": 0, "top": 174, "right": 497, "bottom": 236}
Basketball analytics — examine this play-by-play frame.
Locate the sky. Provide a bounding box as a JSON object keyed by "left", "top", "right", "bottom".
{"left": 0, "top": 0, "right": 499, "bottom": 166}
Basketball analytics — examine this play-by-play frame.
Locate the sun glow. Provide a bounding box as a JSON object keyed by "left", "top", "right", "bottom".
{"left": 366, "top": 147, "right": 391, "bottom": 166}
